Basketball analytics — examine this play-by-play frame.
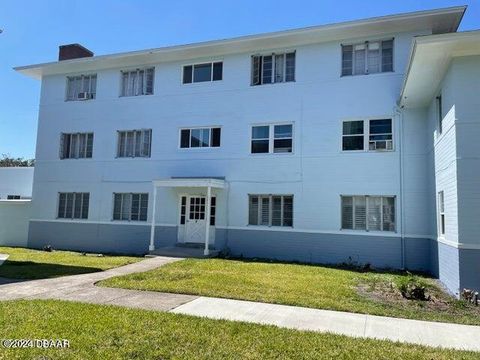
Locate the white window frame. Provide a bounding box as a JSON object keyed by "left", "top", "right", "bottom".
{"left": 112, "top": 193, "right": 149, "bottom": 222}
{"left": 340, "top": 195, "right": 396, "bottom": 232}
{"left": 438, "top": 191, "right": 445, "bottom": 236}
{"left": 116, "top": 129, "right": 152, "bottom": 158}
{"left": 65, "top": 74, "right": 97, "bottom": 101}
{"left": 341, "top": 38, "right": 394, "bottom": 77}
{"left": 251, "top": 51, "right": 296, "bottom": 85}
{"left": 60, "top": 132, "right": 94, "bottom": 159}
{"left": 178, "top": 126, "right": 222, "bottom": 149}
{"left": 248, "top": 194, "right": 294, "bottom": 227}
{"left": 182, "top": 61, "right": 223, "bottom": 84}
{"left": 57, "top": 192, "right": 90, "bottom": 220}
{"left": 250, "top": 123, "right": 294, "bottom": 155}
{"left": 120, "top": 67, "right": 155, "bottom": 97}
{"left": 341, "top": 118, "right": 394, "bottom": 152}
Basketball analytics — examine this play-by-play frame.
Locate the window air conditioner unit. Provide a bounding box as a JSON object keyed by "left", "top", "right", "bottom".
{"left": 369, "top": 140, "right": 393, "bottom": 151}
{"left": 77, "top": 92, "right": 91, "bottom": 100}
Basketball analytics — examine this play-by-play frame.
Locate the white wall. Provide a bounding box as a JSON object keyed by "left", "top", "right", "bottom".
{"left": 0, "top": 200, "right": 31, "bottom": 247}
{"left": 0, "top": 167, "right": 34, "bottom": 199}
{"left": 31, "top": 29, "right": 434, "bottom": 239}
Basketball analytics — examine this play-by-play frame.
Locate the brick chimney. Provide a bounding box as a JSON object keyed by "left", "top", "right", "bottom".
{"left": 58, "top": 44, "right": 94, "bottom": 61}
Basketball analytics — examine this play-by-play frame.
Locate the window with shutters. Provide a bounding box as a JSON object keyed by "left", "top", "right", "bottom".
{"left": 60, "top": 133, "right": 94, "bottom": 159}
{"left": 341, "top": 39, "right": 393, "bottom": 76}
{"left": 248, "top": 195, "right": 293, "bottom": 227}
{"left": 113, "top": 193, "right": 148, "bottom": 221}
{"left": 120, "top": 68, "right": 155, "bottom": 96}
{"left": 180, "top": 127, "right": 221, "bottom": 148}
{"left": 182, "top": 62, "right": 223, "bottom": 84}
{"left": 58, "top": 192, "right": 90, "bottom": 219}
{"left": 117, "top": 129, "right": 152, "bottom": 158}
{"left": 251, "top": 52, "right": 295, "bottom": 85}
{"left": 341, "top": 195, "right": 395, "bottom": 232}
{"left": 66, "top": 74, "right": 97, "bottom": 101}
{"left": 438, "top": 191, "right": 445, "bottom": 236}
{"left": 342, "top": 119, "right": 393, "bottom": 151}
{"left": 251, "top": 124, "right": 293, "bottom": 154}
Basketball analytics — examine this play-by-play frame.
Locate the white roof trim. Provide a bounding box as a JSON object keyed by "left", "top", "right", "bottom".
{"left": 15, "top": 6, "right": 465, "bottom": 79}
{"left": 153, "top": 178, "right": 226, "bottom": 189}
{"left": 400, "top": 30, "right": 480, "bottom": 108}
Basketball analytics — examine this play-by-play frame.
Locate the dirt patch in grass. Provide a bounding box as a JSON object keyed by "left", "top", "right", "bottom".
{"left": 356, "top": 276, "right": 480, "bottom": 316}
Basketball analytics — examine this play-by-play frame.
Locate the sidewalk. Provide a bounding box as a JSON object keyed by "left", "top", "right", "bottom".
{"left": 1, "top": 256, "right": 480, "bottom": 352}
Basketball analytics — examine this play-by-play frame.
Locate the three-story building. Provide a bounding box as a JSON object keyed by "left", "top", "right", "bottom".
{"left": 16, "top": 6, "right": 480, "bottom": 296}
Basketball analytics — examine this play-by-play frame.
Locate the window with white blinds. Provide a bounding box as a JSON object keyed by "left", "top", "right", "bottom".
{"left": 251, "top": 52, "right": 295, "bottom": 85}
{"left": 121, "top": 68, "right": 155, "bottom": 96}
{"left": 113, "top": 193, "right": 148, "bottom": 221}
{"left": 60, "top": 133, "right": 94, "bottom": 159}
{"left": 248, "top": 195, "right": 293, "bottom": 227}
{"left": 66, "top": 74, "right": 97, "bottom": 101}
{"left": 58, "top": 192, "right": 89, "bottom": 219}
{"left": 341, "top": 39, "right": 393, "bottom": 76}
{"left": 341, "top": 195, "right": 395, "bottom": 232}
{"left": 117, "top": 129, "right": 152, "bottom": 158}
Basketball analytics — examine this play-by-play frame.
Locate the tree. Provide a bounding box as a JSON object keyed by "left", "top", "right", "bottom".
{"left": 0, "top": 154, "right": 35, "bottom": 167}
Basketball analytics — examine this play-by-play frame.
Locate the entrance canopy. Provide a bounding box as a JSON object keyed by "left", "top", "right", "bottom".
{"left": 149, "top": 177, "right": 226, "bottom": 255}
{"left": 153, "top": 177, "right": 226, "bottom": 189}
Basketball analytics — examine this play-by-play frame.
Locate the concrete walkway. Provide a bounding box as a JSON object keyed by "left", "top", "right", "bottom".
{"left": 1, "top": 256, "right": 480, "bottom": 352}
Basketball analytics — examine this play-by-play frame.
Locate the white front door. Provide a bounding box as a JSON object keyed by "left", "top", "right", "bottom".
{"left": 185, "top": 196, "right": 207, "bottom": 243}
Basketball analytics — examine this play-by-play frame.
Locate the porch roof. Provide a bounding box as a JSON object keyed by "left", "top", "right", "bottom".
{"left": 152, "top": 177, "right": 226, "bottom": 189}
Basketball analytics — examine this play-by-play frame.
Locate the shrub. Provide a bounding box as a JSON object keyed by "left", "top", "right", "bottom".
{"left": 396, "top": 272, "right": 430, "bottom": 301}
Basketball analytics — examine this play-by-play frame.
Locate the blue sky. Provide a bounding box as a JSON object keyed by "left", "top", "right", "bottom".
{"left": 1, "top": 0, "right": 478, "bottom": 158}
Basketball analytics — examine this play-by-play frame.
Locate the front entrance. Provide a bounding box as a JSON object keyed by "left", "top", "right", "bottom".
{"left": 185, "top": 196, "right": 207, "bottom": 243}
{"left": 178, "top": 195, "right": 216, "bottom": 245}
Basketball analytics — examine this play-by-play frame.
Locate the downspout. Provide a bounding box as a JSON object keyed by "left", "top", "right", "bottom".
{"left": 394, "top": 105, "right": 406, "bottom": 270}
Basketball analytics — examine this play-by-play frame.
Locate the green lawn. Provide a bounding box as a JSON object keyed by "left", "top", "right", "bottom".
{"left": 100, "top": 258, "right": 480, "bottom": 326}
{"left": 0, "top": 247, "right": 140, "bottom": 280}
{"left": 0, "top": 300, "right": 477, "bottom": 359}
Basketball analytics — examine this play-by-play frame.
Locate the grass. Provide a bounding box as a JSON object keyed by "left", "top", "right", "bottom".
{"left": 0, "top": 247, "right": 140, "bottom": 280}
{"left": 0, "top": 300, "right": 477, "bottom": 359}
{"left": 100, "top": 258, "right": 480, "bottom": 326}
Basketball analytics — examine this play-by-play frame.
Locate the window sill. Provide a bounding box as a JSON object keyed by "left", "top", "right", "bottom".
{"left": 64, "top": 99, "right": 96, "bottom": 102}
{"left": 247, "top": 225, "right": 293, "bottom": 229}
{"left": 119, "top": 94, "right": 153, "bottom": 98}
{"left": 250, "top": 81, "right": 296, "bottom": 87}
{"left": 250, "top": 152, "right": 295, "bottom": 156}
{"left": 340, "top": 229, "right": 397, "bottom": 235}
{"left": 340, "top": 71, "right": 395, "bottom": 78}
{"left": 341, "top": 149, "right": 395, "bottom": 153}
{"left": 178, "top": 147, "right": 221, "bottom": 151}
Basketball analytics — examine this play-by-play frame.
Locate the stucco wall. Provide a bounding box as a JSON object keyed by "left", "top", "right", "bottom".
{"left": 0, "top": 167, "right": 34, "bottom": 199}
{"left": 0, "top": 200, "right": 31, "bottom": 247}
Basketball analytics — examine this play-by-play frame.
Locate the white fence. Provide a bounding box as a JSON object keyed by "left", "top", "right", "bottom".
{"left": 0, "top": 200, "right": 31, "bottom": 247}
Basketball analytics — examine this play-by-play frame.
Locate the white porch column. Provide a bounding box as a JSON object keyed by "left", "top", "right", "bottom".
{"left": 149, "top": 185, "right": 158, "bottom": 252}
{"left": 204, "top": 185, "right": 211, "bottom": 256}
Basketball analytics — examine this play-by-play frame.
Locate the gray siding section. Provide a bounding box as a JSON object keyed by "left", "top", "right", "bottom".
{"left": 459, "top": 248, "right": 480, "bottom": 293}
{"left": 225, "top": 229, "right": 431, "bottom": 271}
{"left": 28, "top": 221, "right": 177, "bottom": 255}
{"left": 438, "top": 241, "right": 460, "bottom": 296}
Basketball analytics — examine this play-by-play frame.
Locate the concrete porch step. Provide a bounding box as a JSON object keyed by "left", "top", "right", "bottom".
{"left": 147, "top": 246, "right": 220, "bottom": 259}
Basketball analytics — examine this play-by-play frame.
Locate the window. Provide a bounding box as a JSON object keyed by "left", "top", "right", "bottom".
{"left": 437, "top": 95, "right": 443, "bottom": 134}
{"left": 66, "top": 74, "right": 97, "bottom": 101}
{"left": 60, "top": 133, "right": 94, "bottom": 159}
{"left": 180, "top": 127, "right": 221, "bottom": 148}
{"left": 342, "top": 39, "right": 393, "bottom": 76}
{"left": 342, "top": 121, "right": 364, "bottom": 151}
{"left": 251, "top": 124, "right": 293, "bottom": 154}
{"left": 251, "top": 52, "right": 295, "bottom": 85}
{"left": 117, "top": 129, "right": 152, "bottom": 158}
{"left": 121, "top": 68, "right": 154, "bottom": 96}
{"left": 183, "top": 62, "right": 223, "bottom": 84}
{"left": 342, "top": 119, "right": 393, "bottom": 151}
{"left": 58, "top": 192, "right": 89, "bottom": 219}
{"left": 341, "top": 196, "right": 395, "bottom": 232}
{"left": 248, "top": 195, "right": 293, "bottom": 227}
{"left": 179, "top": 196, "right": 216, "bottom": 225}
{"left": 113, "top": 193, "right": 148, "bottom": 221}
{"left": 7, "top": 195, "right": 21, "bottom": 200}
{"left": 438, "top": 191, "right": 445, "bottom": 235}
